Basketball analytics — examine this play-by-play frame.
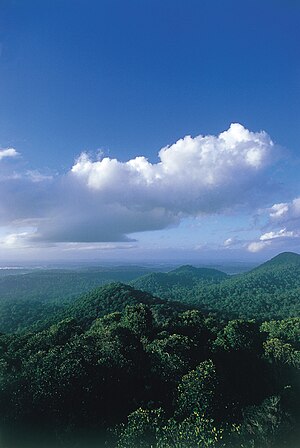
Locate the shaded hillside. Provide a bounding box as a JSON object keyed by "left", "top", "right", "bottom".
{"left": 60, "top": 282, "right": 185, "bottom": 328}
{"left": 0, "top": 300, "right": 64, "bottom": 334}
{"left": 30, "top": 283, "right": 194, "bottom": 333}
{"left": 0, "top": 267, "right": 156, "bottom": 333}
{"left": 132, "top": 253, "right": 300, "bottom": 320}
{"left": 0, "top": 266, "right": 155, "bottom": 303}
{"left": 132, "top": 266, "right": 228, "bottom": 303}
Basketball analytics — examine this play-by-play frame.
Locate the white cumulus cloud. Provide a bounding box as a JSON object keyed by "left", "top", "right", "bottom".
{"left": 0, "top": 147, "right": 19, "bottom": 161}
{"left": 0, "top": 124, "right": 278, "bottom": 245}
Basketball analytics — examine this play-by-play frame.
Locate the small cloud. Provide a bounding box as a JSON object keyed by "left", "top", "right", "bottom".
{"left": 269, "top": 202, "right": 289, "bottom": 219}
{"left": 223, "top": 237, "right": 235, "bottom": 247}
{"left": 260, "top": 228, "right": 296, "bottom": 241}
{"left": 248, "top": 241, "right": 271, "bottom": 253}
{"left": 0, "top": 148, "right": 19, "bottom": 161}
{"left": 268, "top": 197, "right": 300, "bottom": 222}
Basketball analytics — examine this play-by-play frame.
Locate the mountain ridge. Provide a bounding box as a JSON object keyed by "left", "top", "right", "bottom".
{"left": 251, "top": 251, "right": 300, "bottom": 272}
{"left": 130, "top": 252, "right": 300, "bottom": 320}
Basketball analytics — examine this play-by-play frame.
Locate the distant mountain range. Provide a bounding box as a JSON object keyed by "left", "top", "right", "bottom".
{"left": 0, "top": 252, "right": 299, "bottom": 333}
{"left": 131, "top": 252, "right": 300, "bottom": 320}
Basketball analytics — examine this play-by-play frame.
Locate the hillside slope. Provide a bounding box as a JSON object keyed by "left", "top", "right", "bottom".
{"left": 132, "top": 253, "right": 300, "bottom": 320}
{"left": 132, "top": 266, "right": 228, "bottom": 302}
{"left": 0, "top": 267, "right": 155, "bottom": 333}
{"left": 0, "top": 266, "right": 154, "bottom": 303}
{"left": 31, "top": 282, "right": 192, "bottom": 332}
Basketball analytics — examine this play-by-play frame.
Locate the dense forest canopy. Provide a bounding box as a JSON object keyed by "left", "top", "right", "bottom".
{"left": 0, "top": 253, "right": 299, "bottom": 447}
{"left": 0, "top": 266, "right": 157, "bottom": 333}
{"left": 131, "top": 252, "right": 300, "bottom": 320}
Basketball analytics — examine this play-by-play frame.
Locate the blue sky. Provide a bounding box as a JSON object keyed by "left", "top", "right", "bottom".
{"left": 0, "top": 0, "right": 299, "bottom": 262}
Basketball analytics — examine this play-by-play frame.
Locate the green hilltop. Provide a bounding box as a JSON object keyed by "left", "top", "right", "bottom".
{"left": 0, "top": 252, "right": 300, "bottom": 334}
{"left": 131, "top": 252, "right": 300, "bottom": 320}
{"left": 251, "top": 251, "right": 300, "bottom": 271}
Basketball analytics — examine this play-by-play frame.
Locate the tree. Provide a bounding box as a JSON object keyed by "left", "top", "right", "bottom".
{"left": 122, "top": 304, "right": 154, "bottom": 337}
{"left": 176, "top": 359, "right": 218, "bottom": 419}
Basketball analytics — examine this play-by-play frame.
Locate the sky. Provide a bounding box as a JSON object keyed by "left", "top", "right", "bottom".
{"left": 0, "top": 0, "right": 300, "bottom": 262}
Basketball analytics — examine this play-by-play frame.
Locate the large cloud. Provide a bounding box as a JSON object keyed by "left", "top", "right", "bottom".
{"left": 0, "top": 124, "right": 278, "bottom": 244}
{"left": 71, "top": 123, "right": 274, "bottom": 215}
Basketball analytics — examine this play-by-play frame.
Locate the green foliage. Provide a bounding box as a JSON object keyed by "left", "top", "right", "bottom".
{"left": 230, "top": 395, "right": 292, "bottom": 448}
{"left": 117, "top": 409, "right": 225, "bottom": 448}
{"left": 132, "top": 252, "right": 300, "bottom": 320}
{"left": 131, "top": 266, "right": 228, "bottom": 309}
{"left": 0, "top": 266, "right": 154, "bottom": 333}
{"left": 0, "top": 300, "right": 63, "bottom": 334}
{"left": 263, "top": 338, "right": 300, "bottom": 368}
{"left": 213, "top": 320, "right": 261, "bottom": 352}
{"left": 0, "top": 266, "right": 154, "bottom": 304}
{"left": 0, "top": 259, "right": 299, "bottom": 447}
{"left": 122, "top": 303, "right": 155, "bottom": 337}
{"left": 261, "top": 318, "right": 300, "bottom": 345}
{"left": 117, "top": 408, "right": 165, "bottom": 448}
{"left": 146, "top": 333, "right": 193, "bottom": 382}
{"left": 176, "top": 360, "right": 218, "bottom": 419}
{"left": 158, "top": 412, "right": 225, "bottom": 448}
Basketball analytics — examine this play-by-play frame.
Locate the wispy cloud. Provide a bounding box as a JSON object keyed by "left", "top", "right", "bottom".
{"left": 25, "top": 170, "right": 54, "bottom": 183}
{"left": 247, "top": 197, "right": 300, "bottom": 252}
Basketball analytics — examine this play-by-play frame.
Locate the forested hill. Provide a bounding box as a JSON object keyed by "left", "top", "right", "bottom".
{"left": 51, "top": 282, "right": 190, "bottom": 330}
{"left": 251, "top": 251, "right": 300, "bottom": 271}
{"left": 0, "top": 266, "right": 299, "bottom": 447}
{"left": 1, "top": 252, "right": 300, "bottom": 333}
{"left": 0, "top": 266, "right": 155, "bottom": 303}
{"left": 0, "top": 267, "right": 157, "bottom": 333}
{"left": 0, "top": 281, "right": 299, "bottom": 447}
{"left": 169, "top": 265, "right": 228, "bottom": 280}
{"left": 131, "top": 252, "right": 300, "bottom": 320}
{"left": 132, "top": 266, "right": 228, "bottom": 297}
{"left": 30, "top": 283, "right": 195, "bottom": 330}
